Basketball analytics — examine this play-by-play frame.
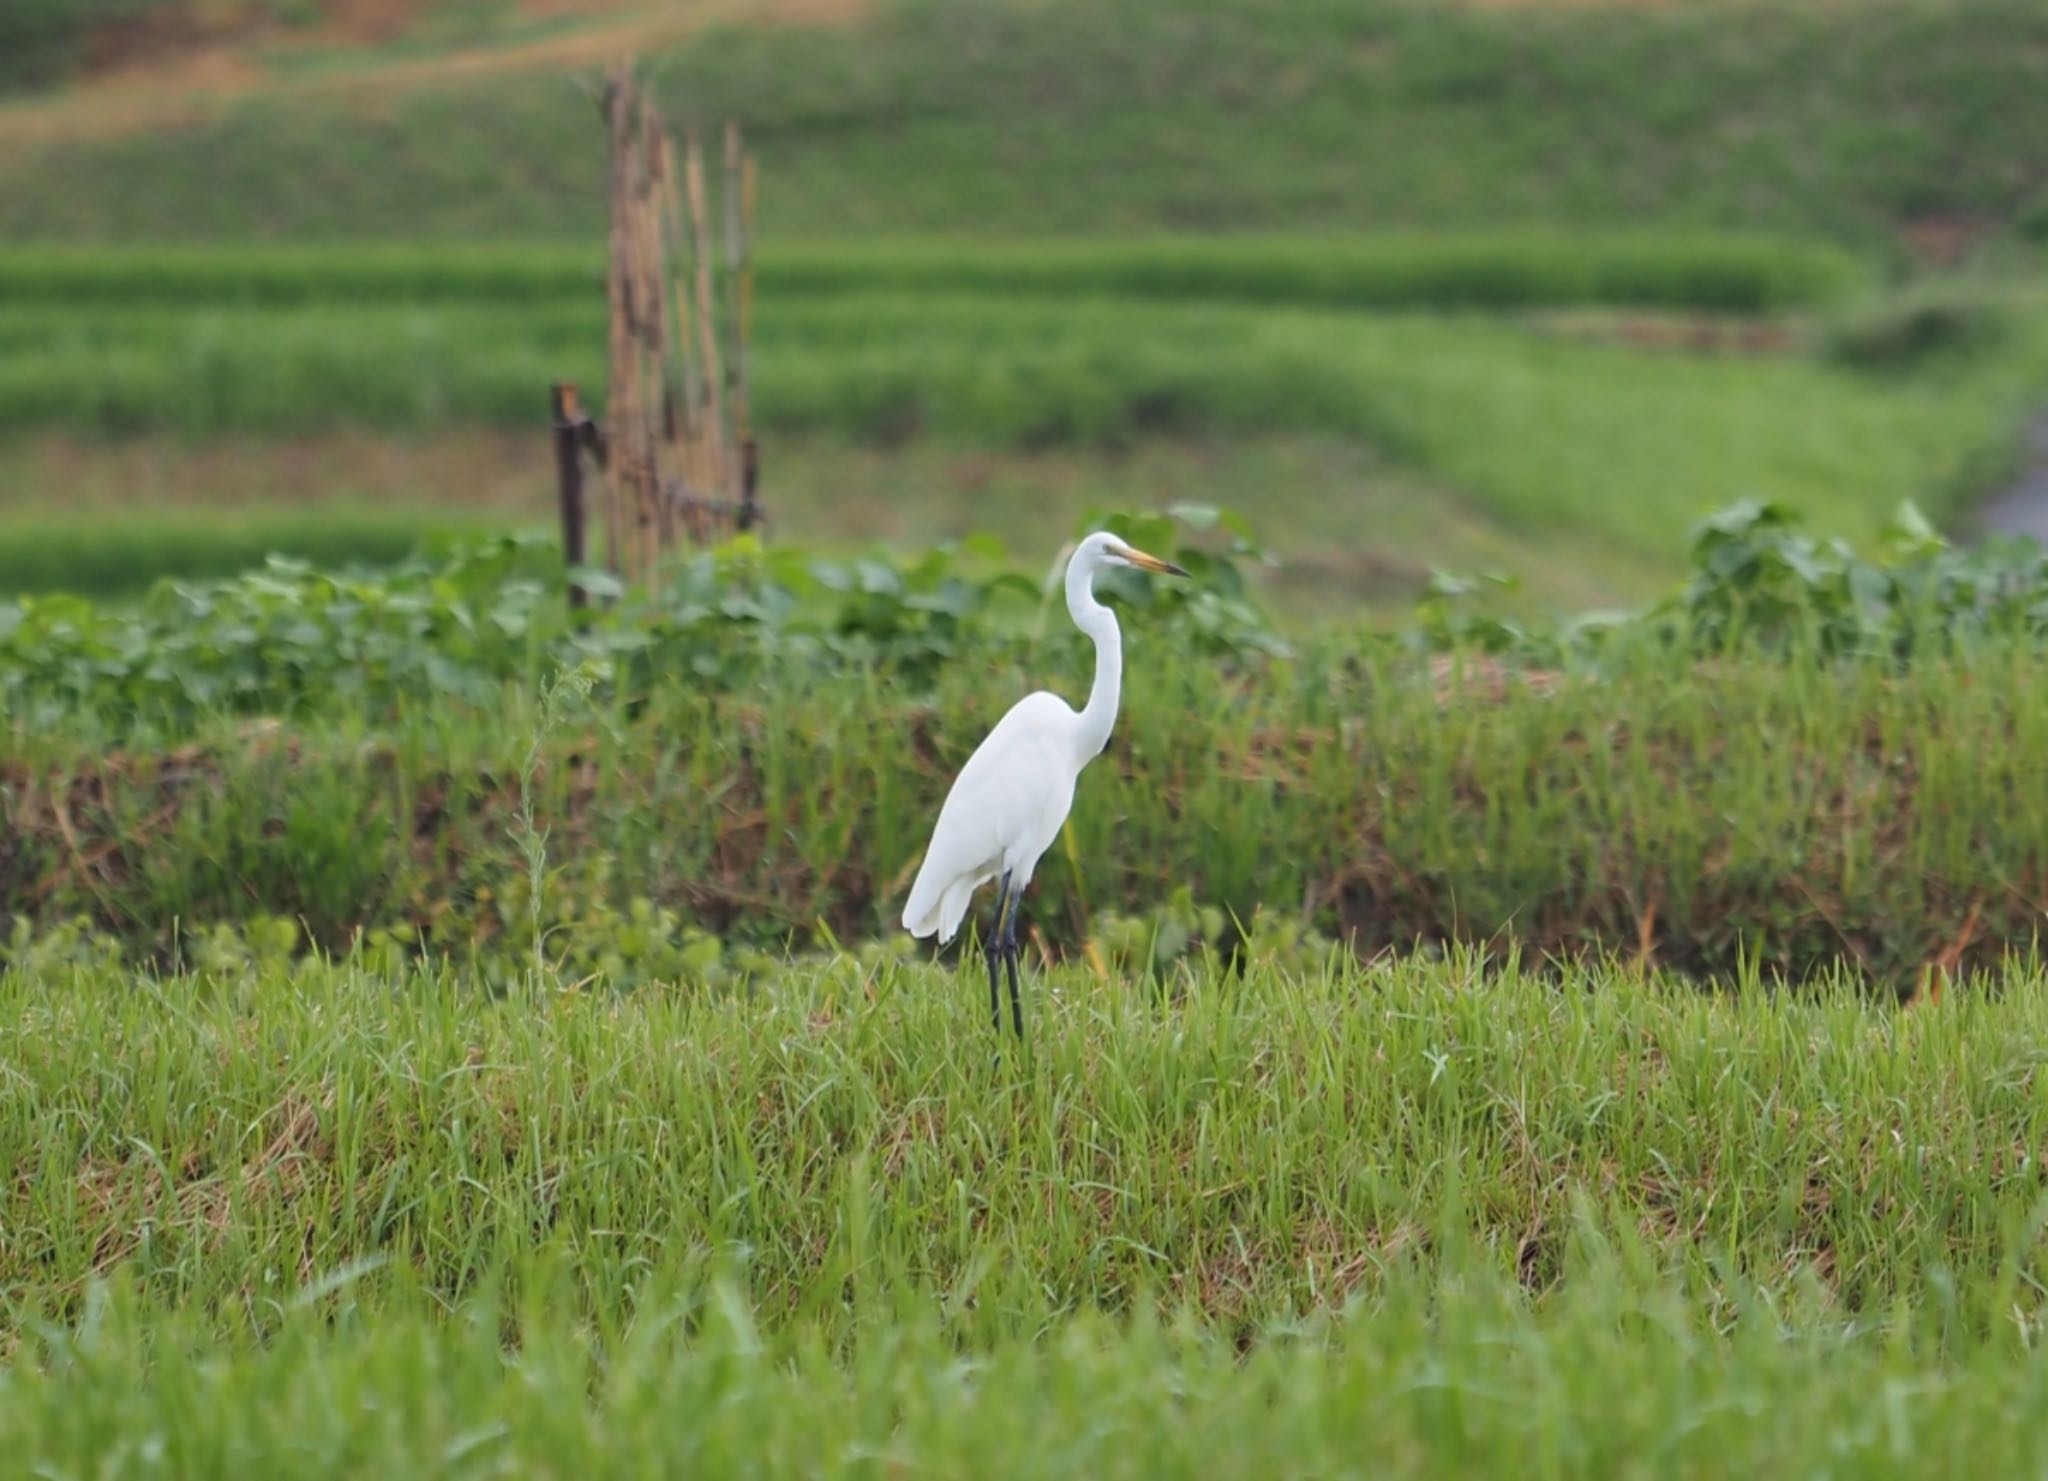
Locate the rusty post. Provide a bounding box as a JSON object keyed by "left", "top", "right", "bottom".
{"left": 551, "top": 383, "right": 589, "bottom": 610}
{"left": 738, "top": 437, "right": 760, "bottom": 533}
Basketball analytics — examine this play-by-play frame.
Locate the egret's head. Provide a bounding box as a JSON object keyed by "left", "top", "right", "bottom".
{"left": 1078, "top": 530, "right": 1187, "bottom": 577}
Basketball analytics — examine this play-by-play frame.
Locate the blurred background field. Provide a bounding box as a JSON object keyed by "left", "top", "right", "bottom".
{"left": 2, "top": 0, "right": 2047, "bottom": 610}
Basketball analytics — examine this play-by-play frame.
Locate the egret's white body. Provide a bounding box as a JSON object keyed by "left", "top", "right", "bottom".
{"left": 902, "top": 533, "right": 1184, "bottom": 1034}
{"left": 901, "top": 688, "right": 1091, "bottom": 943}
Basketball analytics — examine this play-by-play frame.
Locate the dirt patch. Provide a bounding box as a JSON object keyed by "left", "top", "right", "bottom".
{"left": 319, "top": 0, "right": 443, "bottom": 45}
{"left": 0, "top": 0, "right": 869, "bottom": 147}
{"left": 1899, "top": 213, "right": 1999, "bottom": 268}
{"left": 0, "top": 429, "right": 560, "bottom": 519}
{"left": 1526, "top": 310, "right": 1800, "bottom": 357}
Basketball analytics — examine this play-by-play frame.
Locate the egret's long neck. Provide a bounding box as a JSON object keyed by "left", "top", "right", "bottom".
{"left": 1067, "top": 556, "right": 1122, "bottom": 762}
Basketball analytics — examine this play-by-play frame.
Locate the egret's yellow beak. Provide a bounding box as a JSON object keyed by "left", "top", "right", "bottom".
{"left": 1119, "top": 545, "right": 1189, "bottom": 577}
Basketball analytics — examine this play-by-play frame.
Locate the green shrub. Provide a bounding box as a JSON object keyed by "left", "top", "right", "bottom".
{"left": 0, "top": 0, "right": 138, "bottom": 93}
{"left": 1824, "top": 288, "right": 2007, "bottom": 371}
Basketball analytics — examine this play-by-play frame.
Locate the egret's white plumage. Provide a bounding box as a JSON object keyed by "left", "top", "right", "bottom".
{"left": 902, "top": 532, "right": 1184, "bottom": 960}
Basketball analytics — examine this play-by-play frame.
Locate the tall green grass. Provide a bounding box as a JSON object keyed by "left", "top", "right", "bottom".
{"left": 20, "top": 1276, "right": 2048, "bottom": 1481}
{"left": 8, "top": 630, "right": 2047, "bottom": 982}
{"left": 10, "top": 951, "right": 2048, "bottom": 1321}
{"left": 8, "top": 953, "right": 2048, "bottom": 1473}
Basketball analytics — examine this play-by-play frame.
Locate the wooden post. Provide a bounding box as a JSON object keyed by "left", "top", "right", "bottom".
{"left": 551, "top": 382, "right": 589, "bottom": 610}
{"left": 589, "top": 77, "right": 766, "bottom": 568}
{"left": 657, "top": 132, "right": 708, "bottom": 543}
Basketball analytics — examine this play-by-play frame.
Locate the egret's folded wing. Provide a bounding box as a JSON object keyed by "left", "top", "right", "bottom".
{"left": 901, "top": 695, "right": 1070, "bottom": 939}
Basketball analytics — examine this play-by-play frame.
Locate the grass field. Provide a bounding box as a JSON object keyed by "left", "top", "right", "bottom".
{"left": 9, "top": 951, "right": 2048, "bottom": 1474}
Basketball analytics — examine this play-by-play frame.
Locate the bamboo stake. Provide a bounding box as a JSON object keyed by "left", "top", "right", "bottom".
{"left": 623, "top": 103, "right": 653, "bottom": 585}
{"left": 636, "top": 100, "right": 674, "bottom": 562}
{"left": 737, "top": 146, "right": 759, "bottom": 530}
{"left": 599, "top": 66, "right": 635, "bottom": 580}
{"left": 721, "top": 120, "right": 746, "bottom": 506}
{"left": 683, "top": 134, "right": 728, "bottom": 504}
{"left": 658, "top": 131, "right": 708, "bottom": 543}
{"left": 739, "top": 150, "right": 756, "bottom": 433}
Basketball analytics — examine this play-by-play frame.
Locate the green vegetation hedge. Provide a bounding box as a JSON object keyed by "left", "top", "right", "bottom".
{"left": 7, "top": 506, "right": 2048, "bottom": 984}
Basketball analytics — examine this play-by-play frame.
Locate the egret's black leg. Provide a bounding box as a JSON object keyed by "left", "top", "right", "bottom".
{"left": 1004, "top": 944, "right": 1024, "bottom": 1040}
{"left": 986, "top": 872, "right": 1012, "bottom": 1033}
{"left": 1000, "top": 887, "right": 1025, "bottom": 1040}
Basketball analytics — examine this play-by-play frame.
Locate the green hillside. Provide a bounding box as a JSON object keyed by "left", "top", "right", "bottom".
{"left": 2, "top": 0, "right": 2046, "bottom": 247}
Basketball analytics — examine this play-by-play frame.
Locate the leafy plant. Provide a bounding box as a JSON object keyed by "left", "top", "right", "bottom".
{"left": 1072, "top": 504, "right": 1291, "bottom": 659}
{"left": 1664, "top": 499, "right": 2048, "bottom": 658}
{"left": 1824, "top": 288, "right": 2006, "bottom": 372}
{"left": 0, "top": 518, "right": 1287, "bottom": 727}
{"left": 1088, "top": 887, "right": 1334, "bottom": 981}
{"left": 810, "top": 535, "right": 1042, "bottom": 685}
{"left": 1406, "top": 499, "right": 2048, "bottom": 666}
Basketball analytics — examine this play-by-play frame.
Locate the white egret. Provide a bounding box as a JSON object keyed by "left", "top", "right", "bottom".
{"left": 901, "top": 531, "right": 1187, "bottom": 1036}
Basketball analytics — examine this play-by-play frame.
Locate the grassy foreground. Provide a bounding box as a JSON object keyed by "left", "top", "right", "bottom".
{"left": 6, "top": 953, "right": 2048, "bottom": 1474}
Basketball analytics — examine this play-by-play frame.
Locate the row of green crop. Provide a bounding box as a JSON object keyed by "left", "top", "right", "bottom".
{"left": 8, "top": 507, "right": 2048, "bottom": 982}
{"left": 0, "top": 235, "right": 1870, "bottom": 311}
{"left": 12, "top": 500, "right": 2048, "bottom": 724}
{"left": 0, "top": 506, "right": 503, "bottom": 599}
